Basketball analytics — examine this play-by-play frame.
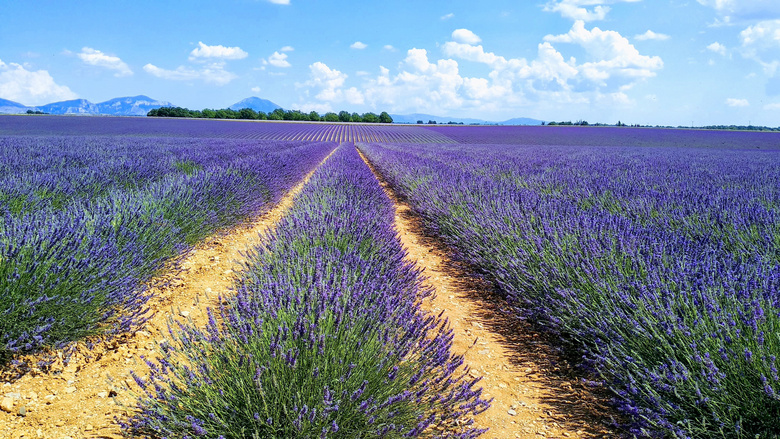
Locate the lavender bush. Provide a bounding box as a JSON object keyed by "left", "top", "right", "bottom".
{"left": 0, "top": 128, "right": 334, "bottom": 363}
{"left": 359, "top": 138, "right": 780, "bottom": 438}
{"left": 126, "top": 144, "right": 490, "bottom": 438}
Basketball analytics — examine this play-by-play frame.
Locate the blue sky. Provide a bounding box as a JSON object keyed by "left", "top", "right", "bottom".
{"left": 1, "top": 0, "right": 779, "bottom": 125}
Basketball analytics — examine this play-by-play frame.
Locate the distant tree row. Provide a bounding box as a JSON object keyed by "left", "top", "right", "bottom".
{"left": 693, "top": 124, "right": 780, "bottom": 132}
{"left": 25, "top": 110, "right": 47, "bottom": 115}
{"left": 544, "top": 120, "right": 590, "bottom": 126}
{"left": 417, "top": 120, "right": 465, "bottom": 125}
{"left": 147, "top": 107, "right": 393, "bottom": 123}
{"left": 542, "top": 120, "right": 780, "bottom": 131}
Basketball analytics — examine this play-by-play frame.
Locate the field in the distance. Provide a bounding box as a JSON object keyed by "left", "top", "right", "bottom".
{"left": 1, "top": 115, "right": 779, "bottom": 438}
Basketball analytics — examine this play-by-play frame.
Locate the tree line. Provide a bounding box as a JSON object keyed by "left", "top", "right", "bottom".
{"left": 147, "top": 107, "right": 393, "bottom": 123}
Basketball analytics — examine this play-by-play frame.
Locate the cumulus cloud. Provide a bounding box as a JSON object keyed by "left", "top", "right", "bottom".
{"left": 726, "top": 98, "right": 749, "bottom": 106}
{"left": 452, "top": 29, "right": 482, "bottom": 45}
{"left": 544, "top": 21, "right": 663, "bottom": 85}
{"left": 543, "top": 0, "right": 640, "bottom": 22}
{"left": 707, "top": 42, "right": 728, "bottom": 55}
{"left": 296, "top": 20, "right": 661, "bottom": 119}
{"left": 77, "top": 47, "right": 133, "bottom": 76}
{"left": 740, "top": 20, "right": 780, "bottom": 75}
{"left": 189, "top": 42, "right": 248, "bottom": 61}
{"left": 0, "top": 59, "right": 77, "bottom": 105}
{"left": 350, "top": 41, "right": 368, "bottom": 50}
{"left": 251, "top": 86, "right": 261, "bottom": 93}
{"left": 299, "top": 62, "right": 364, "bottom": 106}
{"left": 267, "top": 0, "right": 290, "bottom": 4}
{"left": 267, "top": 51, "right": 291, "bottom": 68}
{"left": 280, "top": 46, "right": 294, "bottom": 52}
{"left": 143, "top": 63, "right": 237, "bottom": 85}
{"left": 635, "top": 30, "right": 670, "bottom": 41}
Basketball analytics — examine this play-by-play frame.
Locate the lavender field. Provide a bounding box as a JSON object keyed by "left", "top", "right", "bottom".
{"left": 1, "top": 115, "right": 779, "bottom": 438}
{"left": 0, "top": 117, "right": 334, "bottom": 362}
{"left": 360, "top": 131, "right": 780, "bottom": 438}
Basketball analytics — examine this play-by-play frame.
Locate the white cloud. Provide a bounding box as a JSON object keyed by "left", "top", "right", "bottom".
{"left": 740, "top": 20, "right": 780, "bottom": 48}
{"left": 0, "top": 59, "right": 78, "bottom": 105}
{"left": 251, "top": 86, "right": 261, "bottom": 93}
{"left": 383, "top": 45, "right": 396, "bottom": 51}
{"left": 739, "top": 20, "right": 780, "bottom": 75}
{"left": 726, "top": 98, "right": 750, "bottom": 106}
{"left": 267, "top": 0, "right": 290, "bottom": 4}
{"left": 299, "top": 62, "right": 364, "bottom": 105}
{"left": 267, "top": 51, "right": 291, "bottom": 68}
{"left": 441, "top": 13, "right": 454, "bottom": 20}
{"left": 77, "top": 47, "right": 133, "bottom": 77}
{"left": 296, "top": 20, "right": 662, "bottom": 120}
{"left": 635, "top": 30, "right": 670, "bottom": 41}
{"left": 350, "top": 41, "right": 368, "bottom": 50}
{"left": 143, "top": 63, "right": 237, "bottom": 85}
{"left": 707, "top": 42, "right": 728, "bottom": 55}
{"left": 280, "top": 46, "right": 294, "bottom": 52}
{"left": 361, "top": 49, "right": 466, "bottom": 113}
{"left": 543, "top": 0, "right": 641, "bottom": 22}
{"left": 697, "top": 0, "right": 780, "bottom": 24}
{"left": 189, "top": 42, "right": 248, "bottom": 61}
{"left": 452, "top": 29, "right": 482, "bottom": 45}
{"left": 544, "top": 21, "right": 663, "bottom": 85}
{"left": 764, "top": 102, "right": 780, "bottom": 110}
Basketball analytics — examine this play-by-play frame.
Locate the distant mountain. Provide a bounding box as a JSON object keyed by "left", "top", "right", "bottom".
{"left": 390, "top": 113, "right": 544, "bottom": 125}
{"left": 0, "top": 95, "right": 173, "bottom": 116}
{"left": 390, "top": 113, "right": 488, "bottom": 125}
{"left": 0, "top": 98, "right": 30, "bottom": 114}
{"left": 229, "top": 97, "right": 282, "bottom": 113}
{"left": 37, "top": 99, "right": 99, "bottom": 115}
{"left": 94, "top": 95, "right": 174, "bottom": 116}
{"left": 500, "top": 117, "right": 545, "bottom": 126}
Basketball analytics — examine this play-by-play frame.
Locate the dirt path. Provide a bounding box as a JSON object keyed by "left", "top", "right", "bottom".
{"left": 0, "top": 146, "right": 338, "bottom": 439}
{"left": 358, "top": 148, "right": 617, "bottom": 439}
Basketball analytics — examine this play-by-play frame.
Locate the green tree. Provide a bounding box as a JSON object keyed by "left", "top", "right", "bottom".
{"left": 323, "top": 112, "right": 339, "bottom": 122}
{"left": 268, "top": 108, "right": 285, "bottom": 120}
{"left": 378, "top": 112, "right": 393, "bottom": 124}
{"left": 338, "top": 110, "right": 351, "bottom": 122}
{"left": 309, "top": 111, "right": 321, "bottom": 121}
{"left": 351, "top": 112, "right": 361, "bottom": 122}
{"left": 239, "top": 108, "right": 259, "bottom": 120}
{"left": 362, "top": 112, "right": 379, "bottom": 123}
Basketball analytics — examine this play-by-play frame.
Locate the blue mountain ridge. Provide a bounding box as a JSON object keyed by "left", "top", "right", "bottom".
{"left": 0, "top": 98, "right": 30, "bottom": 114}
{"left": 0, "top": 95, "right": 173, "bottom": 116}
{"left": 228, "top": 97, "right": 282, "bottom": 113}
{"left": 390, "top": 113, "right": 544, "bottom": 126}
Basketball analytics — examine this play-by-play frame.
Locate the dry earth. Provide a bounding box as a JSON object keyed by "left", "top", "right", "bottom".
{"left": 359, "top": 149, "right": 618, "bottom": 439}
{"left": 1, "top": 144, "right": 616, "bottom": 439}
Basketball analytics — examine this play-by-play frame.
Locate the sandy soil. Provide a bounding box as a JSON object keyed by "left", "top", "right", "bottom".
{"left": 358, "top": 148, "right": 618, "bottom": 439}
{"left": 0, "top": 147, "right": 337, "bottom": 439}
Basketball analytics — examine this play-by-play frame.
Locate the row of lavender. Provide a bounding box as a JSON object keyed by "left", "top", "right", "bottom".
{"left": 0, "top": 116, "right": 453, "bottom": 144}
{"left": 126, "top": 144, "right": 490, "bottom": 438}
{"left": 359, "top": 140, "right": 780, "bottom": 438}
{"left": 0, "top": 133, "right": 334, "bottom": 363}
